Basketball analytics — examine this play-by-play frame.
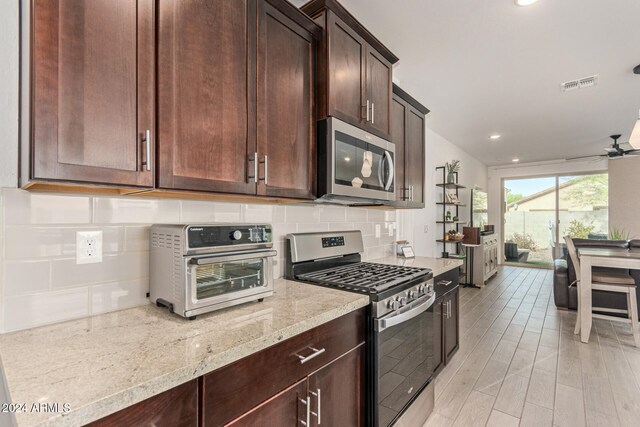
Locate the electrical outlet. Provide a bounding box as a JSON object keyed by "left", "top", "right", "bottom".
{"left": 375, "top": 224, "right": 381, "bottom": 238}
{"left": 423, "top": 225, "right": 429, "bottom": 234}
{"left": 77, "top": 231, "right": 103, "bottom": 264}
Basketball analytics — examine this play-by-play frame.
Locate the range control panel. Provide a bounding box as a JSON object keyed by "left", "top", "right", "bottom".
{"left": 188, "top": 225, "right": 272, "bottom": 248}
{"left": 322, "top": 236, "right": 345, "bottom": 248}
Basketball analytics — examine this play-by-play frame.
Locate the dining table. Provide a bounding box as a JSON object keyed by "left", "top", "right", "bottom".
{"left": 577, "top": 247, "right": 640, "bottom": 343}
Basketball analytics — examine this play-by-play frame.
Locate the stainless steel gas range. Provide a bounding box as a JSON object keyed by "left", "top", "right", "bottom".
{"left": 286, "top": 230, "right": 436, "bottom": 427}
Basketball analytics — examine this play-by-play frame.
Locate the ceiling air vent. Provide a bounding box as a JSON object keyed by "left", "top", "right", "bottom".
{"left": 561, "top": 75, "right": 599, "bottom": 92}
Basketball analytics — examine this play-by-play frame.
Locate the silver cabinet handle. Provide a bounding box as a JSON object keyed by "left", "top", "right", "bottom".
{"left": 310, "top": 388, "right": 321, "bottom": 424}
{"left": 366, "top": 99, "right": 370, "bottom": 121}
{"left": 259, "top": 155, "right": 268, "bottom": 185}
{"left": 296, "top": 346, "right": 326, "bottom": 364}
{"left": 248, "top": 152, "right": 258, "bottom": 183}
{"left": 299, "top": 397, "right": 311, "bottom": 426}
{"left": 410, "top": 185, "right": 414, "bottom": 201}
{"left": 437, "top": 280, "right": 452, "bottom": 287}
{"left": 372, "top": 102, "right": 375, "bottom": 124}
{"left": 142, "top": 130, "right": 151, "bottom": 171}
{"left": 383, "top": 150, "right": 394, "bottom": 191}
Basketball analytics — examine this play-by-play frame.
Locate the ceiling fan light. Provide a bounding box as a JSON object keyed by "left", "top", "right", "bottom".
{"left": 515, "top": 0, "right": 539, "bottom": 6}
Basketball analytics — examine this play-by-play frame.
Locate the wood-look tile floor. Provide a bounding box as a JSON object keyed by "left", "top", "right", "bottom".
{"left": 423, "top": 266, "right": 640, "bottom": 427}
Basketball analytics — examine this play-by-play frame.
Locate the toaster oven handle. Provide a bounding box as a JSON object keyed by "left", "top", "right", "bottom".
{"left": 383, "top": 150, "right": 394, "bottom": 191}
{"left": 190, "top": 250, "right": 277, "bottom": 265}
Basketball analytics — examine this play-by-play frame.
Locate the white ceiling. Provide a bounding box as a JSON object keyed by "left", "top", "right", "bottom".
{"left": 293, "top": 0, "right": 640, "bottom": 166}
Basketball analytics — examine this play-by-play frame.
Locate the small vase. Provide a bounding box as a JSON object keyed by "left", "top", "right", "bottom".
{"left": 447, "top": 172, "right": 455, "bottom": 183}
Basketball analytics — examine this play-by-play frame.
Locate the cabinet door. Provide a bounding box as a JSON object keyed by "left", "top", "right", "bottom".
{"left": 32, "top": 0, "right": 154, "bottom": 187}
{"left": 257, "top": 1, "right": 316, "bottom": 199}
{"left": 327, "top": 12, "right": 367, "bottom": 128}
{"left": 308, "top": 344, "right": 365, "bottom": 427}
{"left": 444, "top": 290, "right": 459, "bottom": 361}
{"left": 87, "top": 379, "right": 197, "bottom": 427}
{"left": 365, "top": 46, "right": 392, "bottom": 138}
{"left": 158, "top": 0, "right": 257, "bottom": 194}
{"left": 226, "top": 380, "right": 308, "bottom": 427}
{"left": 391, "top": 96, "right": 407, "bottom": 202}
{"left": 405, "top": 106, "right": 425, "bottom": 205}
{"left": 433, "top": 299, "right": 444, "bottom": 374}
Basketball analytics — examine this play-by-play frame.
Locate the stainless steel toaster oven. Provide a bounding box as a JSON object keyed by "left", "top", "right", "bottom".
{"left": 150, "top": 224, "right": 276, "bottom": 319}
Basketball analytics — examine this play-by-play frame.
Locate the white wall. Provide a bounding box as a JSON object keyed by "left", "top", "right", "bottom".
{"left": 487, "top": 158, "right": 608, "bottom": 261}
{"left": 608, "top": 157, "right": 640, "bottom": 239}
{"left": 398, "top": 128, "right": 488, "bottom": 258}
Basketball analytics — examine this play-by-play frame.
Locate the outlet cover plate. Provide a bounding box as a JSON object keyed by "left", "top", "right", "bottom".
{"left": 77, "top": 230, "right": 103, "bottom": 264}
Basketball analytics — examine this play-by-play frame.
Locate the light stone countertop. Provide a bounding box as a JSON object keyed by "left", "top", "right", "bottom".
{"left": 0, "top": 279, "right": 369, "bottom": 427}
{"left": 369, "top": 255, "right": 463, "bottom": 277}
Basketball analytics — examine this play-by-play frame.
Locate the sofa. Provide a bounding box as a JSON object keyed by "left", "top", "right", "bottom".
{"left": 553, "top": 239, "right": 640, "bottom": 311}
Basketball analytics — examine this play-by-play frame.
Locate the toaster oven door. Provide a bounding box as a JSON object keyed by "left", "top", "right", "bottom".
{"left": 185, "top": 250, "right": 276, "bottom": 312}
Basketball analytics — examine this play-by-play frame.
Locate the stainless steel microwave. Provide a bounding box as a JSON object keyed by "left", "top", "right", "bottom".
{"left": 317, "top": 117, "right": 395, "bottom": 205}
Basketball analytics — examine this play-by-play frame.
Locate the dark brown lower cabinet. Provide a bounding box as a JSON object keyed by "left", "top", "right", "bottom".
{"left": 444, "top": 288, "right": 460, "bottom": 362}
{"left": 226, "top": 380, "right": 308, "bottom": 426}
{"left": 308, "top": 344, "right": 366, "bottom": 426}
{"left": 433, "top": 270, "right": 460, "bottom": 375}
{"left": 85, "top": 379, "right": 198, "bottom": 427}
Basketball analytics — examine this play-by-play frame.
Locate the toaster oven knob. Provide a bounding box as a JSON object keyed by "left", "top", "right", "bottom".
{"left": 231, "top": 230, "right": 243, "bottom": 240}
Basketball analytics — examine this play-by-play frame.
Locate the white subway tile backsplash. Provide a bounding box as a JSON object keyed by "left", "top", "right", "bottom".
{"left": 180, "top": 201, "right": 217, "bottom": 223}
{"left": 286, "top": 205, "right": 320, "bottom": 223}
{"left": 124, "top": 226, "right": 150, "bottom": 252}
{"left": 0, "top": 190, "right": 399, "bottom": 333}
{"left": 51, "top": 252, "right": 149, "bottom": 289}
{"left": 93, "top": 197, "right": 180, "bottom": 224}
{"left": 91, "top": 279, "right": 149, "bottom": 315}
{"left": 4, "top": 288, "right": 90, "bottom": 332}
{"left": 4, "top": 189, "right": 92, "bottom": 225}
{"left": 4, "top": 260, "right": 50, "bottom": 296}
{"left": 4, "top": 226, "right": 124, "bottom": 260}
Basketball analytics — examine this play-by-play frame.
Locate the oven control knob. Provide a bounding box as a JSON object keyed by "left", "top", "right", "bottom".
{"left": 231, "top": 230, "right": 243, "bottom": 241}
{"left": 418, "top": 284, "right": 426, "bottom": 294}
{"left": 396, "top": 296, "right": 407, "bottom": 307}
{"left": 386, "top": 299, "right": 398, "bottom": 310}
{"left": 408, "top": 290, "right": 417, "bottom": 299}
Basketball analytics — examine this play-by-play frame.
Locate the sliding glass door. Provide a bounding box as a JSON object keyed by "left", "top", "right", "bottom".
{"left": 503, "top": 172, "right": 608, "bottom": 267}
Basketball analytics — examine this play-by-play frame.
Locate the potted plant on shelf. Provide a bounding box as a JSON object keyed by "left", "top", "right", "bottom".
{"left": 445, "top": 160, "right": 461, "bottom": 183}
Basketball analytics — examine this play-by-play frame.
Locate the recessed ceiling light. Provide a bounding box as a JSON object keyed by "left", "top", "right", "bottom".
{"left": 489, "top": 135, "right": 501, "bottom": 140}
{"left": 515, "top": 0, "right": 539, "bottom": 6}
{"left": 512, "top": 158, "right": 520, "bottom": 163}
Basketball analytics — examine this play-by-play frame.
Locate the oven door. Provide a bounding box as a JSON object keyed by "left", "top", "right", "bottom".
{"left": 374, "top": 292, "right": 436, "bottom": 427}
{"left": 185, "top": 250, "right": 276, "bottom": 313}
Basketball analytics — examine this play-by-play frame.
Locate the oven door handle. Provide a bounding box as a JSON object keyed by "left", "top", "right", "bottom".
{"left": 190, "top": 250, "right": 277, "bottom": 265}
{"left": 377, "top": 293, "right": 436, "bottom": 333}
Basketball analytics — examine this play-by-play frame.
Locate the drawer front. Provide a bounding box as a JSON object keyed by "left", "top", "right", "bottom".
{"left": 434, "top": 268, "right": 459, "bottom": 298}
{"left": 203, "top": 308, "right": 365, "bottom": 426}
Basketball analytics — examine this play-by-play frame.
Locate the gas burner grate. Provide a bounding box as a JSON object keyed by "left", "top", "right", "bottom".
{"left": 296, "top": 262, "right": 430, "bottom": 293}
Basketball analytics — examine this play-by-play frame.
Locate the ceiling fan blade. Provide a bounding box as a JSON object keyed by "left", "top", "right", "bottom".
{"left": 623, "top": 149, "right": 640, "bottom": 155}
{"left": 565, "top": 154, "right": 608, "bottom": 161}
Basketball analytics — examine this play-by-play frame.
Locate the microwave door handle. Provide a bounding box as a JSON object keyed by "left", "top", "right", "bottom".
{"left": 383, "top": 151, "right": 394, "bottom": 191}
{"left": 377, "top": 152, "right": 384, "bottom": 187}
{"left": 377, "top": 293, "right": 435, "bottom": 332}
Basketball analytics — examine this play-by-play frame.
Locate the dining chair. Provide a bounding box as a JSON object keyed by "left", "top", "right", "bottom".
{"left": 564, "top": 236, "right": 640, "bottom": 347}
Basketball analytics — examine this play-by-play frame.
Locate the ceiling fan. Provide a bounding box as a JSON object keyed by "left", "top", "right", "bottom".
{"left": 566, "top": 134, "right": 640, "bottom": 161}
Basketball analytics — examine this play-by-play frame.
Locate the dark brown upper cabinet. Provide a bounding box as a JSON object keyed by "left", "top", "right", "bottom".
{"left": 391, "top": 84, "right": 429, "bottom": 208}
{"left": 29, "top": 0, "right": 155, "bottom": 188}
{"left": 157, "top": 0, "right": 257, "bottom": 195}
{"left": 257, "top": 0, "right": 318, "bottom": 199}
{"left": 301, "top": 0, "right": 398, "bottom": 141}
{"left": 158, "top": 0, "right": 320, "bottom": 200}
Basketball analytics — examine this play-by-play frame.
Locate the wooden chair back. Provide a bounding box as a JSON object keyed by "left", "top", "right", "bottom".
{"left": 564, "top": 235, "right": 581, "bottom": 283}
